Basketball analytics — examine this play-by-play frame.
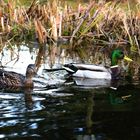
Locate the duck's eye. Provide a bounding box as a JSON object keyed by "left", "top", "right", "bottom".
{"left": 120, "top": 51, "right": 124, "bottom": 54}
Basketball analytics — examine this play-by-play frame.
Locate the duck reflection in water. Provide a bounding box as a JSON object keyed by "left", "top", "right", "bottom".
{"left": 24, "top": 87, "right": 34, "bottom": 109}
{"left": 68, "top": 77, "right": 123, "bottom": 89}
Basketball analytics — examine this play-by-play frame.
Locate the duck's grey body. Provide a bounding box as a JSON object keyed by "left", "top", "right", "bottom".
{"left": 63, "top": 63, "right": 112, "bottom": 80}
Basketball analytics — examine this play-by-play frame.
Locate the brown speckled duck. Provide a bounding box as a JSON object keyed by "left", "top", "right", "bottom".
{"left": 0, "top": 64, "right": 36, "bottom": 92}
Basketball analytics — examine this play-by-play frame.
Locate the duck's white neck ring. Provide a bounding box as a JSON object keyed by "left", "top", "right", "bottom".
{"left": 110, "top": 65, "right": 119, "bottom": 69}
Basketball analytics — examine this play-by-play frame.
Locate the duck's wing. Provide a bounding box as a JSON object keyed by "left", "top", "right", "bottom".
{"left": 0, "top": 70, "right": 25, "bottom": 88}
{"left": 71, "top": 63, "right": 108, "bottom": 72}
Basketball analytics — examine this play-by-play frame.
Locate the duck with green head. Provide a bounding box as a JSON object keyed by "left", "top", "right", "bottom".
{"left": 62, "top": 49, "right": 132, "bottom": 80}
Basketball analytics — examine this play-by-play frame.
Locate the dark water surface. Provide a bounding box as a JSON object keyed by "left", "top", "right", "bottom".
{"left": 0, "top": 80, "right": 140, "bottom": 140}
{"left": 0, "top": 45, "right": 140, "bottom": 140}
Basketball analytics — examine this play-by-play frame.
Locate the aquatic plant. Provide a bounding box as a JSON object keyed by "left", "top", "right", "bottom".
{"left": 0, "top": 0, "right": 140, "bottom": 54}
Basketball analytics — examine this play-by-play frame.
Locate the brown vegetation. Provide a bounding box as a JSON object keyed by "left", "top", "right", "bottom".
{"left": 0, "top": 0, "right": 140, "bottom": 53}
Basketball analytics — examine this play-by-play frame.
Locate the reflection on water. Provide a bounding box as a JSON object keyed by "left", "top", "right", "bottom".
{"left": 0, "top": 45, "right": 140, "bottom": 139}
{"left": 0, "top": 80, "right": 140, "bottom": 139}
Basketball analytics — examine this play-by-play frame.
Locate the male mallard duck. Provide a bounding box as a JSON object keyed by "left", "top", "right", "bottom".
{"left": 62, "top": 49, "right": 132, "bottom": 80}
{"left": 0, "top": 64, "right": 36, "bottom": 91}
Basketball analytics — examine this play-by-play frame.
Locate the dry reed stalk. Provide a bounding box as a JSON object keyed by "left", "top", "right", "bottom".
{"left": 43, "top": 5, "right": 49, "bottom": 22}
{"left": 50, "top": 16, "right": 58, "bottom": 41}
{"left": 1, "top": 17, "right": 5, "bottom": 31}
{"left": 134, "top": 35, "right": 140, "bottom": 55}
{"left": 13, "top": 9, "right": 18, "bottom": 23}
{"left": 70, "top": 1, "right": 95, "bottom": 44}
{"left": 35, "top": 43, "right": 46, "bottom": 71}
{"left": 34, "top": 19, "right": 47, "bottom": 44}
{"left": 17, "top": 8, "right": 25, "bottom": 24}
{"left": 47, "top": 0, "right": 64, "bottom": 41}
{"left": 58, "top": 11, "right": 62, "bottom": 37}
{"left": 7, "top": 0, "right": 16, "bottom": 22}
{"left": 62, "top": 4, "right": 72, "bottom": 36}
{"left": 0, "top": 37, "right": 3, "bottom": 51}
{"left": 123, "top": 15, "right": 134, "bottom": 47}
{"left": 27, "top": 0, "right": 38, "bottom": 16}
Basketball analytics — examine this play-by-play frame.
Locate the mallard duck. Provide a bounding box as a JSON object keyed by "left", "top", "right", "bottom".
{"left": 0, "top": 64, "right": 36, "bottom": 91}
{"left": 62, "top": 49, "right": 132, "bottom": 80}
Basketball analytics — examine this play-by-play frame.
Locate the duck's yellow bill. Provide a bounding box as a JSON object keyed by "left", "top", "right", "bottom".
{"left": 124, "top": 55, "right": 133, "bottom": 62}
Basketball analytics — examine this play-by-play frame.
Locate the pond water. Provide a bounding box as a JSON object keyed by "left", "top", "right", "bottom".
{"left": 0, "top": 44, "right": 140, "bottom": 140}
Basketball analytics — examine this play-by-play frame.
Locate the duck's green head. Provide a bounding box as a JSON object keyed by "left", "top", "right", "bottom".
{"left": 111, "top": 49, "right": 124, "bottom": 66}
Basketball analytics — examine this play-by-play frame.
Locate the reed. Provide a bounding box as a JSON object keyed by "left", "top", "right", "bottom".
{"left": 0, "top": 0, "right": 140, "bottom": 53}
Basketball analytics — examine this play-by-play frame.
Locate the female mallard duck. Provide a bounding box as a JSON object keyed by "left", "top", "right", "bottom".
{"left": 62, "top": 49, "right": 132, "bottom": 80}
{"left": 0, "top": 64, "right": 36, "bottom": 91}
